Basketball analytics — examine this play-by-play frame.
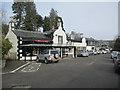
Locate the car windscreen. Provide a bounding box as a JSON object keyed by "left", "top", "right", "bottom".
{"left": 41, "top": 51, "right": 49, "bottom": 54}
{"left": 82, "top": 51, "right": 87, "bottom": 53}
{"left": 51, "top": 51, "right": 58, "bottom": 54}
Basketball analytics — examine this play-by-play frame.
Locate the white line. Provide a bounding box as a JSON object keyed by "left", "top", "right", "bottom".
{"left": 88, "top": 62, "right": 94, "bottom": 65}
{"left": 11, "top": 62, "right": 30, "bottom": 73}
{"left": 29, "top": 67, "right": 33, "bottom": 71}
{"left": 37, "top": 67, "right": 40, "bottom": 71}
{"left": 21, "top": 63, "right": 42, "bottom": 72}
{"left": 36, "top": 63, "right": 42, "bottom": 71}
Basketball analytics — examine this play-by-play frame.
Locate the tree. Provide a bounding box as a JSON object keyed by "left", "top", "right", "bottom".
{"left": 43, "top": 8, "right": 65, "bottom": 32}
{"left": 43, "top": 16, "right": 50, "bottom": 32}
{"left": 12, "top": 1, "right": 43, "bottom": 31}
{"left": 0, "top": 7, "right": 9, "bottom": 38}
{"left": 49, "top": 8, "right": 58, "bottom": 30}
{"left": 12, "top": 2, "right": 25, "bottom": 29}
{"left": 113, "top": 37, "right": 120, "bottom": 51}
{"left": 2, "top": 24, "right": 9, "bottom": 38}
{"left": 35, "top": 14, "right": 43, "bottom": 31}
{"left": 0, "top": 7, "right": 12, "bottom": 60}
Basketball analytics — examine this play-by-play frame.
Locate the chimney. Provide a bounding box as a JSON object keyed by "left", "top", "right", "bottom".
{"left": 80, "top": 33, "right": 83, "bottom": 38}
{"left": 70, "top": 31, "right": 75, "bottom": 40}
{"left": 10, "top": 16, "right": 15, "bottom": 31}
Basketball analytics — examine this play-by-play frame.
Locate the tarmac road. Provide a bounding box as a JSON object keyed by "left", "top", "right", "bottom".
{"left": 2, "top": 54, "right": 120, "bottom": 89}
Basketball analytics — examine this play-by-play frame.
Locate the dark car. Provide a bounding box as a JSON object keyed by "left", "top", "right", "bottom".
{"left": 114, "top": 53, "right": 120, "bottom": 73}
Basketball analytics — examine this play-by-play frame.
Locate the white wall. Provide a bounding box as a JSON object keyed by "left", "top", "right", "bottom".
{"left": 86, "top": 46, "right": 95, "bottom": 51}
{"left": 5, "top": 22, "right": 18, "bottom": 53}
{"left": 72, "top": 37, "right": 87, "bottom": 49}
{"left": 53, "top": 25, "right": 68, "bottom": 44}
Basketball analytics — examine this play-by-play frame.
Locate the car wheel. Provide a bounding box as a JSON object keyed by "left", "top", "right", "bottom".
{"left": 45, "top": 59, "right": 49, "bottom": 64}
{"left": 113, "top": 59, "right": 115, "bottom": 63}
{"left": 40, "top": 60, "right": 44, "bottom": 63}
{"left": 36, "top": 57, "right": 40, "bottom": 62}
{"left": 55, "top": 60, "right": 58, "bottom": 63}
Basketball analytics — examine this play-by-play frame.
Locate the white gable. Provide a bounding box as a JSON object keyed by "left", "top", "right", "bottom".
{"left": 52, "top": 23, "right": 68, "bottom": 44}
{"left": 5, "top": 22, "right": 18, "bottom": 53}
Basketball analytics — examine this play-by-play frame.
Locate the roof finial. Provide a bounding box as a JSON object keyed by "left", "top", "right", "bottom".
{"left": 58, "top": 18, "right": 62, "bottom": 29}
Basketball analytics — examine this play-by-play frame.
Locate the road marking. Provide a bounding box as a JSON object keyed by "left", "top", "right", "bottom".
{"left": 10, "top": 62, "right": 30, "bottom": 73}
{"left": 88, "top": 62, "right": 94, "bottom": 66}
{"left": 21, "top": 63, "right": 42, "bottom": 72}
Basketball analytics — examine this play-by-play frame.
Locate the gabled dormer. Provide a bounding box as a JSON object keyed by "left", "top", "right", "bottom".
{"left": 52, "top": 20, "right": 68, "bottom": 44}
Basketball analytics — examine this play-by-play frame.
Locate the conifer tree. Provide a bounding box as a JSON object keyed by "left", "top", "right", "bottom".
{"left": 43, "top": 16, "right": 50, "bottom": 32}
{"left": 113, "top": 37, "right": 120, "bottom": 51}
{"left": 43, "top": 8, "right": 65, "bottom": 32}
{"left": 12, "top": 1, "right": 43, "bottom": 31}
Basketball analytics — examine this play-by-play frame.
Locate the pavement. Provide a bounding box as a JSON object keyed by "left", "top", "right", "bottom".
{"left": 1, "top": 60, "right": 31, "bottom": 74}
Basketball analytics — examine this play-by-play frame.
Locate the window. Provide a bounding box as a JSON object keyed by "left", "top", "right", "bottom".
{"left": 42, "top": 51, "right": 49, "bottom": 54}
{"left": 58, "top": 36, "right": 63, "bottom": 44}
{"left": 51, "top": 51, "right": 58, "bottom": 54}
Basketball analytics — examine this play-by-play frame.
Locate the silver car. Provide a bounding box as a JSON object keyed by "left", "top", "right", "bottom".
{"left": 111, "top": 51, "right": 119, "bottom": 58}
{"left": 36, "top": 49, "right": 60, "bottom": 64}
{"left": 77, "top": 50, "right": 89, "bottom": 57}
{"left": 111, "top": 51, "right": 120, "bottom": 63}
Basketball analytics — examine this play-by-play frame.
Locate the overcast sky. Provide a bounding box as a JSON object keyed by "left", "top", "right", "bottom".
{"left": 1, "top": 1, "right": 118, "bottom": 40}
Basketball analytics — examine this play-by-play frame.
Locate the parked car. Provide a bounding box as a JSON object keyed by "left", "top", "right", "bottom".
{"left": 114, "top": 53, "right": 120, "bottom": 73}
{"left": 101, "top": 50, "right": 107, "bottom": 54}
{"left": 77, "top": 50, "right": 89, "bottom": 57}
{"left": 36, "top": 49, "right": 60, "bottom": 64}
{"left": 88, "top": 50, "right": 94, "bottom": 55}
{"left": 93, "top": 50, "right": 97, "bottom": 55}
{"left": 111, "top": 51, "right": 119, "bottom": 59}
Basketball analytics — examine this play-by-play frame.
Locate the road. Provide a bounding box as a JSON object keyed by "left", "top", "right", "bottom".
{"left": 2, "top": 54, "right": 120, "bottom": 88}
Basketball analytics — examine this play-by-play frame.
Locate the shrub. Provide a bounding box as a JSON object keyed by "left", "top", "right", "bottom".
{"left": 2, "top": 39, "right": 12, "bottom": 59}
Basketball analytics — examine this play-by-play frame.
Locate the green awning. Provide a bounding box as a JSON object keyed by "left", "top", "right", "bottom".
{"left": 20, "top": 44, "right": 75, "bottom": 48}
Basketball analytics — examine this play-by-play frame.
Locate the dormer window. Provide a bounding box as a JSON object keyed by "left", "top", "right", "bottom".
{"left": 58, "top": 36, "right": 63, "bottom": 44}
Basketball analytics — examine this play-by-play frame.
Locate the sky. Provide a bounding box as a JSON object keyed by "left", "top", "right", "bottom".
{"left": 1, "top": 1, "right": 118, "bottom": 40}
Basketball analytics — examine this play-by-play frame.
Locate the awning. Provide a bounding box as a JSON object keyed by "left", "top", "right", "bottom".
{"left": 20, "top": 44, "right": 75, "bottom": 48}
{"left": 35, "top": 40, "right": 51, "bottom": 42}
{"left": 22, "top": 38, "right": 52, "bottom": 41}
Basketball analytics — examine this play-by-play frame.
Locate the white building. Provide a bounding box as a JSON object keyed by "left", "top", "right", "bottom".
{"left": 68, "top": 32, "right": 87, "bottom": 51}
{"left": 5, "top": 16, "right": 18, "bottom": 59}
{"left": 86, "top": 38, "right": 97, "bottom": 51}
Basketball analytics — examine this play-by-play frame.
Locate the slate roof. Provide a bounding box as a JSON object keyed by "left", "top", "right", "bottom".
{"left": 67, "top": 34, "right": 82, "bottom": 42}
{"left": 86, "top": 38, "right": 96, "bottom": 42}
{"left": 43, "top": 30, "right": 56, "bottom": 39}
{"left": 12, "top": 29, "right": 47, "bottom": 38}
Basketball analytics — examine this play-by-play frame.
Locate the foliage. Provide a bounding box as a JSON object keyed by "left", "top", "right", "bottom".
{"left": 12, "top": 2, "right": 25, "bottom": 29}
{"left": 2, "top": 39, "right": 12, "bottom": 59}
{"left": 49, "top": 8, "right": 58, "bottom": 30}
{"left": 43, "top": 8, "right": 65, "bottom": 32}
{"left": 2, "top": 23, "right": 9, "bottom": 38}
{"left": 43, "top": 16, "right": 50, "bottom": 32}
{"left": 35, "top": 14, "right": 43, "bottom": 31}
{"left": 12, "top": 1, "right": 43, "bottom": 31}
{"left": 113, "top": 37, "right": 120, "bottom": 51}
